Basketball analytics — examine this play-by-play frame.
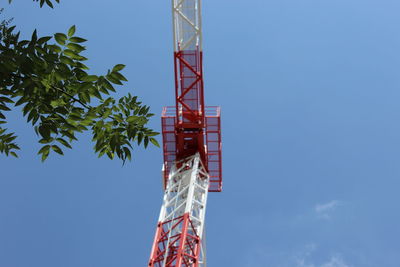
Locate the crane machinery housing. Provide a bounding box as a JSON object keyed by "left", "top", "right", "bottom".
{"left": 148, "top": 0, "right": 222, "bottom": 266}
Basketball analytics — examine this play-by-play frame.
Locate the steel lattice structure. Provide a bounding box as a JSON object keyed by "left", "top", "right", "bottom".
{"left": 149, "top": 0, "right": 222, "bottom": 266}
{"left": 149, "top": 154, "right": 209, "bottom": 266}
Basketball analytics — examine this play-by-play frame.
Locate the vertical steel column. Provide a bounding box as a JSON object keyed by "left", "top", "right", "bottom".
{"left": 149, "top": 153, "right": 209, "bottom": 266}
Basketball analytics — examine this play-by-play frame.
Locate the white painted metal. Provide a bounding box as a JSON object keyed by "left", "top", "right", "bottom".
{"left": 199, "top": 226, "right": 207, "bottom": 267}
{"left": 172, "top": 0, "right": 203, "bottom": 51}
{"left": 158, "top": 153, "right": 209, "bottom": 266}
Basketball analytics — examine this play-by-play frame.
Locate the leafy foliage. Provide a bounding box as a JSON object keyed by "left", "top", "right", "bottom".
{"left": 0, "top": 4, "right": 159, "bottom": 162}
{"left": 8, "top": 0, "right": 59, "bottom": 9}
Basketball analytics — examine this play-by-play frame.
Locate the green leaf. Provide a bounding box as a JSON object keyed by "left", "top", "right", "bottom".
{"left": 31, "top": 29, "right": 38, "bottom": 43}
{"left": 81, "top": 75, "right": 98, "bottom": 82}
{"left": 75, "top": 62, "right": 89, "bottom": 70}
{"left": 27, "top": 110, "right": 36, "bottom": 123}
{"left": 38, "top": 125, "right": 51, "bottom": 139}
{"left": 41, "top": 151, "right": 49, "bottom": 161}
{"left": 123, "top": 147, "right": 131, "bottom": 161}
{"left": 61, "top": 130, "right": 77, "bottom": 141}
{"left": 0, "top": 97, "right": 14, "bottom": 104}
{"left": 50, "top": 100, "right": 60, "bottom": 108}
{"left": 66, "top": 43, "right": 85, "bottom": 53}
{"left": 39, "top": 138, "right": 54, "bottom": 144}
{"left": 69, "top": 37, "right": 87, "bottom": 43}
{"left": 150, "top": 138, "right": 160, "bottom": 147}
{"left": 98, "top": 147, "right": 107, "bottom": 158}
{"left": 56, "top": 138, "right": 72, "bottom": 149}
{"left": 0, "top": 89, "right": 12, "bottom": 96}
{"left": 0, "top": 104, "right": 11, "bottom": 111}
{"left": 78, "top": 82, "right": 93, "bottom": 92}
{"left": 10, "top": 151, "right": 18, "bottom": 158}
{"left": 112, "top": 64, "right": 126, "bottom": 72}
{"left": 63, "top": 49, "right": 79, "bottom": 58}
{"left": 147, "top": 131, "right": 159, "bottom": 137}
{"left": 111, "top": 71, "right": 127, "bottom": 82}
{"left": 107, "top": 151, "right": 114, "bottom": 159}
{"left": 137, "top": 132, "right": 143, "bottom": 145}
{"left": 47, "top": 44, "right": 62, "bottom": 53}
{"left": 102, "top": 79, "right": 115, "bottom": 92}
{"left": 35, "top": 46, "right": 46, "bottom": 55}
{"left": 32, "top": 114, "right": 40, "bottom": 126}
{"left": 38, "top": 145, "right": 50, "bottom": 158}
{"left": 68, "top": 25, "right": 76, "bottom": 37}
{"left": 60, "top": 56, "right": 74, "bottom": 66}
{"left": 54, "top": 33, "right": 67, "bottom": 45}
{"left": 52, "top": 145, "right": 64, "bottom": 155}
{"left": 45, "top": 0, "right": 53, "bottom": 8}
{"left": 37, "top": 36, "right": 52, "bottom": 44}
{"left": 127, "top": 116, "right": 139, "bottom": 123}
{"left": 106, "top": 74, "right": 122, "bottom": 85}
{"left": 3, "top": 134, "right": 17, "bottom": 143}
{"left": 127, "top": 128, "right": 137, "bottom": 140}
{"left": 19, "top": 40, "right": 30, "bottom": 46}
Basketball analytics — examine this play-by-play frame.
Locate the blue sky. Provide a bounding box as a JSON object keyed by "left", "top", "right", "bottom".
{"left": 1, "top": 0, "right": 400, "bottom": 266}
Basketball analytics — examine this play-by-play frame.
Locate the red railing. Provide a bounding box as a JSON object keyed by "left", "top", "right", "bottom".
{"left": 161, "top": 106, "right": 222, "bottom": 192}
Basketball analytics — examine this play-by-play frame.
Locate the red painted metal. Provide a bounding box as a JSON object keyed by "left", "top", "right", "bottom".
{"left": 148, "top": 213, "right": 201, "bottom": 267}
{"left": 161, "top": 106, "right": 222, "bottom": 192}
{"left": 161, "top": 48, "right": 222, "bottom": 192}
{"left": 204, "top": 106, "right": 222, "bottom": 192}
{"left": 174, "top": 50, "right": 206, "bottom": 162}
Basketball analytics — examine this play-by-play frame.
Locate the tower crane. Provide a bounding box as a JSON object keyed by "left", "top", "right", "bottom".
{"left": 148, "top": 0, "right": 222, "bottom": 266}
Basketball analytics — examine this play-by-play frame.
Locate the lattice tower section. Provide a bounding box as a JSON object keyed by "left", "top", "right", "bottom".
{"left": 149, "top": 154, "right": 209, "bottom": 267}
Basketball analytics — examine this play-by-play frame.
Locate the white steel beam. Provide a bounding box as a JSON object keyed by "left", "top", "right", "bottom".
{"left": 172, "top": 0, "right": 202, "bottom": 51}
{"left": 150, "top": 153, "right": 209, "bottom": 266}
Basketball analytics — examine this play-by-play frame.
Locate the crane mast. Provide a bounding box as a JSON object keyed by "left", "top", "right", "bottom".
{"left": 148, "top": 0, "right": 222, "bottom": 266}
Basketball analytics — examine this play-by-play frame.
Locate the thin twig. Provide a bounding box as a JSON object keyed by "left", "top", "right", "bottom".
{"left": 51, "top": 85, "right": 91, "bottom": 109}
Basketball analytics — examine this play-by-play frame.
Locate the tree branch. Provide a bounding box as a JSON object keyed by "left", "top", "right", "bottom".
{"left": 51, "top": 85, "right": 90, "bottom": 109}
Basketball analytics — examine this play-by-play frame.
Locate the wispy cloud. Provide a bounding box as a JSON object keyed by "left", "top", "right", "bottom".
{"left": 296, "top": 255, "right": 353, "bottom": 267}
{"left": 320, "top": 256, "right": 353, "bottom": 267}
{"left": 244, "top": 243, "right": 353, "bottom": 267}
{"left": 295, "top": 243, "right": 317, "bottom": 267}
{"left": 295, "top": 245, "right": 353, "bottom": 267}
{"left": 315, "top": 200, "right": 342, "bottom": 220}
